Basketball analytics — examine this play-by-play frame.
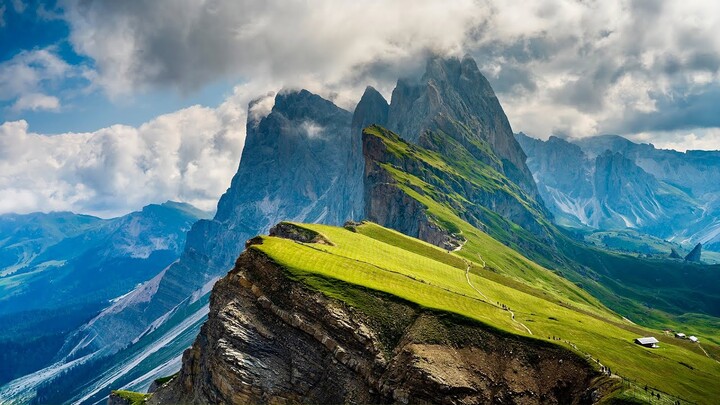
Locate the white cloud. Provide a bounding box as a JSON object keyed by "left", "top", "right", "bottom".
{"left": 11, "top": 93, "right": 60, "bottom": 112}
{"left": 57, "top": 0, "right": 720, "bottom": 145}
{"left": 300, "top": 121, "right": 324, "bottom": 139}
{"left": 4, "top": 0, "right": 720, "bottom": 216}
{"left": 12, "top": 0, "right": 26, "bottom": 14}
{"left": 0, "top": 47, "right": 89, "bottom": 112}
{"left": 61, "top": 0, "right": 486, "bottom": 103}
{"left": 628, "top": 128, "right": 720, "bottom": 152}
{"left": 0, "top": 84, "right": 255, "bottom": 216}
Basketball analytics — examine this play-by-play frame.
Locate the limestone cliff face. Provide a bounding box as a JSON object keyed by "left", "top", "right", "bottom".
{"left": 342, "top": 86, "right": 390, "bottom": 222}
{"left": 363, "top": 128, "right": 465, "bottom": 251}
{"left": 149, "top": 230, "right": 606, "bottom": 405}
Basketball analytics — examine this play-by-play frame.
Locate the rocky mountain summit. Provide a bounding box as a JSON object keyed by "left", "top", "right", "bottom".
{"left": 387, "top": 56, "right": 539, "bottom": 198}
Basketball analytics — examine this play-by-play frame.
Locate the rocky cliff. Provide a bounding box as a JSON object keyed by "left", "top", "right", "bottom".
{"left": 148, "top": 226, "right": 606, "bottom": 404}
{"left": 517, "top": 133, "right": 711, "bottom": 245}
{"left": 363, "top": 125, "right": 554, "bottom": 258}
{"left": 342, "top": 86, "right": 390, "bottom": 222}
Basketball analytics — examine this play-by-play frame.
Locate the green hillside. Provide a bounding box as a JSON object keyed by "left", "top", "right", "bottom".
{"left": 252, "top": 222, "right": 720, "bottom": 404}
{"left": 364, "top": 125, "right": 720, "bottom": 339}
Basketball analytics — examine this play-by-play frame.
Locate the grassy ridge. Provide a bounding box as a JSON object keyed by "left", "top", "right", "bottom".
{"left": 367, "top": 125, "right": 720, "bottom": 346}
{"left": 253, "top": 223, "right": 720, "bottom": 404}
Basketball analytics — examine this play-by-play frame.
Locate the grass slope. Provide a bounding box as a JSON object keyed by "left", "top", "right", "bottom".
{"left": 253, "top": 222, "right": 720, "bottom": 404}
{"left": 367, "top": 125, "right": 720, "bottom": 345}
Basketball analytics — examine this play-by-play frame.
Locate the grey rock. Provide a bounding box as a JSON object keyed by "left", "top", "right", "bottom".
{"left": 517, "top": 133, "right": 711, "bottom": 246}
{"left": 343, "top": 86, "right": 390, "bottom": 221}
{"left": 685, "top": 243, "right": 702, "bottom": 262}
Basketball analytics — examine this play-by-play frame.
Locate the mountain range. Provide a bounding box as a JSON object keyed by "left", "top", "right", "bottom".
{"left": 0, "top": 202, "right": 208, "bottom": 389}
{"left": 516, "top": 133, "right": 720, "bottom": 253}
{"left": 1, "top": 55, "right": 719, "bottom": 404}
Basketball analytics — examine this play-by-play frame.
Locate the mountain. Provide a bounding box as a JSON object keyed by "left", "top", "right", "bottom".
{"left": 147, "top": 221, "right": 719, "bottom": 404}
{"left": 364, "top": 56, "right": 554, "bottom": 259}
{"left": 516, "top": 133, "right": 720, "bottom": 250}
{"left": 8, "top": 55, "right": 720, "bottom": 404}
{"left": 387, "top": 56, "right": 539, "bottom": 199}
{"left": 0, "top": 202, "right": 206, "bottom": 387}
{"left": 3, "top": 90, "right": 357, "bottom": 404}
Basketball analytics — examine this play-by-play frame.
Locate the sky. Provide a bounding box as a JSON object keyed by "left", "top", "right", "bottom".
{"left": 1, "top": 0, "right": 719, "bottom": 217}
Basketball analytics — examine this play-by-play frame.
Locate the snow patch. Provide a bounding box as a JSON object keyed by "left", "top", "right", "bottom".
{"left": 71, "top": 304, "right": 210, "bottom": 404}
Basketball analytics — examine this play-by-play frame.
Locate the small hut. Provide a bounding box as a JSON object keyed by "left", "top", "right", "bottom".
{"left": 689, "top": 336, "right": 699, "bottom": 343}
{"left": 634, "top": 337, "right": 659, "bottom": 348}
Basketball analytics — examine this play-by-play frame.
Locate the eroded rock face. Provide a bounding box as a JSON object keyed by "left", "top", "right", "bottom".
{"left": 363, "top": 126, "right": 550, "bottom": 253}
{"left": 363, "top": 136, "right": 462, "bottom": 252}
{"left": 149, "top": 245, "right": 608, "bottom": 405}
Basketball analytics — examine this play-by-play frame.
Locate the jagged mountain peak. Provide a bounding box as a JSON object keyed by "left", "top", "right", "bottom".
{"left": 422, "top": 53, "right": 496, "bottom": 98}
{"left": 387, "top": 54, "right": 539, "bottom": 197}
{"left": 271, "top": 89, "right": 350, "bottom": 123}
{"left": 352, "top": 86, "right": 389, "bottom": 131}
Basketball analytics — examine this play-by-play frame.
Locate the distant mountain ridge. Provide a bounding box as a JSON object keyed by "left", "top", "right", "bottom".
{"left": 0, "top": 201, "right": 206, "bottom": 389}
{"left": 516, "top": 133, "right": 720, "bottom": 251}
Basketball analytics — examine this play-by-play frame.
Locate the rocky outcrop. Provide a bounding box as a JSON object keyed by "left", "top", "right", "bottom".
{"left": 149, "top": 234, "right": 608, "bottom": 405}
{"left": 107, "top": 392, "right": 132, "bottom": 405}
{"left": 342, "top": 86, "right": 390, "bottom": 221}
{"left": 685, "top": 243, "right": 703, "bottom": 263}
{"left": 268, "top": 222, "right": 334, "bottom": 245}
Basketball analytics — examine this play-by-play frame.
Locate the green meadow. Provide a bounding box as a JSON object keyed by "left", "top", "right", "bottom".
{"left": 253, "top": 222, "right": 720, "bottom": 404}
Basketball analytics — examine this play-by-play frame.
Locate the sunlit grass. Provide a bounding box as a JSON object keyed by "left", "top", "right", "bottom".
{"left": 254, "top": 222, "right": 720, "bottom": 404}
